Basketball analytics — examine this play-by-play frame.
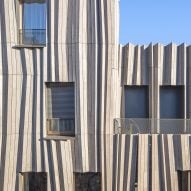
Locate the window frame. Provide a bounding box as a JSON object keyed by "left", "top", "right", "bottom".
{"left": 45, "top": 82, "right": 75, "bottom": 137}
{"left": 177, "top": 170, "right": 191, "bottom": 191}
{"left": 75, "top": 172, "right": 101, "bottom": 190}
{"left": 18, "top": 0, "right": 47, "bottom": 46}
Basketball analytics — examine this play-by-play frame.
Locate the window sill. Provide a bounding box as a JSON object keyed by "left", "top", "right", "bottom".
{"left": 12, "top": 44, "right": 46, "bottom": 49}
{"left": 43, "top": 136, "right": 75, "bottom": 141}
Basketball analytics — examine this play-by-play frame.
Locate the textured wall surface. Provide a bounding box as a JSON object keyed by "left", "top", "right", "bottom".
{"left": 113, "top": 134, "right": 191, "bottom": 191}
{"left": 119, "top": 43, "right": 191, "bottom": 120}
{"left": 0, "top": 0, "right": 119, "bottom": 190}
{"left": 0, "top": 0, "right": 191, "bottom": 191}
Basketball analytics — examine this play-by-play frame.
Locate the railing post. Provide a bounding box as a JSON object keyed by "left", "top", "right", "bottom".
{"left": 150, "top": 118, "right": 155, "bottom": 134}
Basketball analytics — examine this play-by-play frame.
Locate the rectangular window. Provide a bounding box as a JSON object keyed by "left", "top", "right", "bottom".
{"left": 125, "top": 86, "right": 149, "bottom": 118}
{"left": 20, "top": 172, "right": 47, "bottom": 191}
{"left": 160, "top": 86, "right": 184, "bottom": 118}
{"left": 75, "top": 173, "right": 101, "bottom": 191}
{"left": 46, "top": 82, "right": 75, "bottom": 136}
{"left": 178, "top": 171, "right": 191, "bottom": 191}
{"left": 19, "top": 0, "right": 46, "bottom": 45}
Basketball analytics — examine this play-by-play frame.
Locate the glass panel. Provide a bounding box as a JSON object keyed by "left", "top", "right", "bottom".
{"left": 125, "top": 86, "right": 149, "bottom": 118}
{"left": 160, "top": 86, "right": 184, "bottom": 118}
{"left": 178, "top": 171, "right": 191, "bottom": 191}
{"left": 59, "top": 119, "right": 75, "bottom": 132}
{"left": 47, "top": 118, "right": 75, "bottom": 135}
{"left": 21, "top": 0, "right": 46, "bottom": 44}
{"left": 114, "top": 118, "right": 191, "bottom": 134}
{"left": 23, "top": 1, "right": 46, "bottom": 29}
{"left": 50, "top": 119, "right": 59, "bottom": 132}
{"left": 46, "top": 83, "right": 75, "bottom": 136}
{"left": 23, "top": 172, "right": 47, "bottom": 191}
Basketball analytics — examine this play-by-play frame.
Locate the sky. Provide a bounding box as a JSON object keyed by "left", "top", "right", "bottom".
{"left": 119, "top": 0, "right": 191, "bottom": 45}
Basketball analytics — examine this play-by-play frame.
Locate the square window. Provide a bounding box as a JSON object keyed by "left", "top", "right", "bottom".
{"left": 20, "top": 172, "right": 47, "bottom": 191}
{"left": 178, "top": 171, "right": 191, "bottom": 191}
{"left": 160, "top": 86, "right": 184, "bottom": 119}
{"left": 125, "top": 86, "right": 149, "bottom": 118}
{"left": 19, "top": 0, "right": 46, "bottom": 45}
{"left": 46, "top": 82, "right": 75, "bottom": 136}
{"left": 75, "top": 172, "right": 101, "bottom": 191}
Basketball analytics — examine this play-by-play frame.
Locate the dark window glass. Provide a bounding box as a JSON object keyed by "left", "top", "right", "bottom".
{"left": 178, "top": 171, "right": 191, "bottom": 191}
{"left": 21, "top": 172, "right": 47, "bottom": 191}
{"left": 160, "top": 86, "right": 184, "bottom": 118}
{"left": 75, "top": 173, "right": 101, "bottom": 191}
{"left": 125, "top": 86, "right": 149, "bottom": 118}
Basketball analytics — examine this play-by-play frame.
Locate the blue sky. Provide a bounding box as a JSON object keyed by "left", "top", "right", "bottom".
{"left": 119, "top": 0, "right": 191, "bottom": 45}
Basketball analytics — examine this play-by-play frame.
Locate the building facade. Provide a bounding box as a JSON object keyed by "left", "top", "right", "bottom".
{"left": 0, "top": 0, "right": 191, "bottom": 190}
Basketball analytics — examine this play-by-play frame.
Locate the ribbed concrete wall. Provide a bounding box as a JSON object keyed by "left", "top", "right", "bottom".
{"left": 113, "top": 134, "right": 191, "bottom": 191}
{"left": 0, "top": 0, "right": 119, "bottom": 190}
{"left": 119, "top": 43, "right": 191, "bottom": 120}
{"left": 1, "top": 0, "right": 191, "bottom": 191}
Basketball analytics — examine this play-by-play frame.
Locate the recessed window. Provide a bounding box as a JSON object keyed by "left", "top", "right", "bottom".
{"left": 160, "top": 86, "right": 184, "bottom": 119}
{"left": 46, "top": 82, "right": 75, "bottom": 136}
{"left": 19, "top": 0, "right": 46, "bottom": 45}
{"left": 125, "top": 86, "right": 149, "bottom": 118}
{"left": 20, "top": 172, "right": 47, "bottom": 191}
{"left": 75, "top": 172, "right": 101, "bottom": 191}
{"left": 178, "top": 171, "right": 191, "bottom": 191}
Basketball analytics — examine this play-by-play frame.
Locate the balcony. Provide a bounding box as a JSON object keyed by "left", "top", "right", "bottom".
{"left": 114, "top": 118, "right": 191, "bottom": 134}
{"left": 47, "top": 118, "right": 75, "bottom": 136}
{"left": 19, "top": 29, "right": 46, "bottom": 46}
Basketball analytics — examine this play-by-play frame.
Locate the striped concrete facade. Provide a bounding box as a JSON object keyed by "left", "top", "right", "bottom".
{"left": 119, "top": 43, "right": 191, "bottom": 120}
{"left": 113, "top": 134, "right": 191, "bottom": 191}
{"left": 0, "top": 0, "right": 191, "bottom": 190}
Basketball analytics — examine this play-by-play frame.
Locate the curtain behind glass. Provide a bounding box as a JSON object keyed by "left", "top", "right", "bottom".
{"left": 23, "top": 1, "right": 46, "bottom": 29}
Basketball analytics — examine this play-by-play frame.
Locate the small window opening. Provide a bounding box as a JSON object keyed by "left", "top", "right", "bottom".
{"left": 178, "top": 170, "right": 191, "bottom": 191}
{"left": 75, "top": 172, "right": 101, "bottom": 191}
{"left": 20, "top": 172, "right": 47, "bottom": 191}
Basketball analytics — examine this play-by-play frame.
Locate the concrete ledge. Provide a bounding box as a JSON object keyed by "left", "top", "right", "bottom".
{"left": 42, "top": 136, "right": 75, "bottom": 141}
{"left": 12, "top": 44, "right": 46, "bottom": 48}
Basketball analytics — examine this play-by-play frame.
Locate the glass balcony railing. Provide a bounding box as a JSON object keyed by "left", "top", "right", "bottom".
{"left": 114, "top": 118, "right": 191, "bottom": 134}
{"left": 47, "top": 118, "right": 75, "bottom": 136}
{"left": 19, "top": 29, "right": 46, "bottom": 45}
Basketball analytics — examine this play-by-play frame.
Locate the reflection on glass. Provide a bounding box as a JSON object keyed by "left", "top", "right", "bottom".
{"left": 21, "top": 0, "right": 46, "bottom": 45}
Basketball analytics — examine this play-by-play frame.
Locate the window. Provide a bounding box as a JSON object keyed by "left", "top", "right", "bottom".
{"left": 19, "top": 0, "right": 46, "bottom": 45}
{"left": 178, "top": 171, "right": 191, "bottom": 191}
{"left": 125, "top": 86, "right": 149, "bottom": 118}
{"left": 46, "top": 82, "right": 75, "bottom": 136}
{"left": 20, "top": 172, "right": 47, "bottom": 191}
{"left": 75, "top": 173, "right": 101, "bottom": 191}
{"left": 160, "top": 86, "right": 184, "bottom": 118}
